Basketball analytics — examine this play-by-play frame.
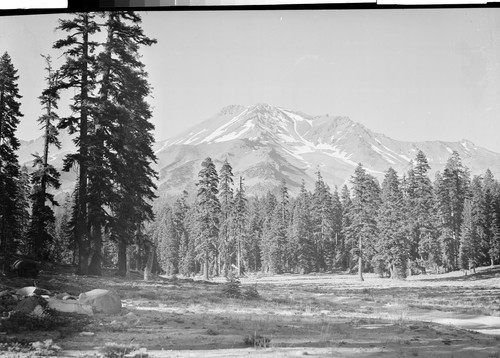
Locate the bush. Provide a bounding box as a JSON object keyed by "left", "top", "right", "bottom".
{"left": 222, "top": 273, "right": 241, "bottom": 298}
{"left": 242, "top": 284, "right": 260, "bottom": 300}
{"left": 243, "top": 333, "right": 271, "bottom": 348}
{"left": 98, "top": 342, "right": 139, "bottom": 358}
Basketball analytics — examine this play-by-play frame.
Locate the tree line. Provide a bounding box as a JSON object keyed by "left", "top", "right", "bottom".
{"left": 150, "top": 151, "right": 500, "bottom": 280}
{"left": 0, "top": 12, "right": 157, "bottom": 277}
{"left": 2, "top": 12, "right": 500, "bottom": 280}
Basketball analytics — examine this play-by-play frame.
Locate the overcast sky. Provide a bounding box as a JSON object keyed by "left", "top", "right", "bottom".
{"left": 1, "top": 9, "right": 499, "bottom": 151}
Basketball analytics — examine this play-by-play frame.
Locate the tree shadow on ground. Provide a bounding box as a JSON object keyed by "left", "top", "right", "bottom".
{"left": 416, "top": 266, "right": 500, "bottom": 282}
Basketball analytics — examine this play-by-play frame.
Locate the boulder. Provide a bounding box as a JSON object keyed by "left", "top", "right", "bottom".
{"left": 78, "top": 289, "right": 121, "bottom": 314}
{"left": 124, "top": 348, "right": 148, "bottom": 358}
{"left": 46, "top": 297, "right": 93, "bottom": 316}
{"left": 16, "top": 286, "right": 51, "bottom": 297}
{"left": 15, "top": 296, "right": 47, "bottom": 314}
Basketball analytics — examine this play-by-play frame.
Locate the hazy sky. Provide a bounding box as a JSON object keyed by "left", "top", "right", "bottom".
{"left": 1, "top": 9, "right": 499, "bottom": 151}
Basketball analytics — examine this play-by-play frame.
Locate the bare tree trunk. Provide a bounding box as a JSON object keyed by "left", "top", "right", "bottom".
{"left": 117, "top": 241, "right": 127, "bottom": 277}
{"left": 144, "top": 243, "right": 154, "bottom": 281}
{"left": 358, "top": 237, "right": 364, "bottom": 281}
{"left": 203, "top": 251, "right": 209, "bottom": 280}
{"left": 76, "top": 14, "right": 91, "bottom": 276}
{"left": 237, "top": 240, "right": 241, "bottom": 277}
{"left": 88, "top": 223, "right": 102, "bottom": 276}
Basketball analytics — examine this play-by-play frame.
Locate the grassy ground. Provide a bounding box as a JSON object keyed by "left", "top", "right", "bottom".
{"left": 2, "top": 266, "right": 500, "bottom": 357}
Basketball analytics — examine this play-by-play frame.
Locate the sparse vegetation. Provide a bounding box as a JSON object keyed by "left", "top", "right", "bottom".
{"left": 98, "top": 343, "right": 139, "bottom": 358}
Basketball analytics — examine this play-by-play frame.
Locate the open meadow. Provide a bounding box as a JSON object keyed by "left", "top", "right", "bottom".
{"left": 2, "top": 266, "right": 500, "bottom": 357}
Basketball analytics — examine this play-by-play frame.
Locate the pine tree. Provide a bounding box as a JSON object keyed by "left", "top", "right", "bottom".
{"left": 260, "top": 192, "right": 277, "bottom": 272}
{"left": 54, "top": 13, "right": 100, "bottom": 275}
{"left": 233, "top": 176, "right": 248, "bottom": 276}
{"left": 93, "top": 11, "right": 156, "bottom": 271}
{"left": 93, "top": 11, "right": 157, "bottom": 276}
{"left": 339, "top": 185, "right": 352, "bottom": 271}
{"left": 195, "top": 157, "right": 221, "bottom": 280}
{"left": 278, "top": 179, "right": 291, "bottom": 271}
{"left": 404, "top": 151, "right": 438, "bottom": 272}
{"left": 459, "top": 199, "right": 479, "bottom": 273}
{"left": 0, "top": 52, "right": 23, "bottom": 270}
{"left": 16, "top": 166, "right": 31, "bottom": 254}
{"left": 435, "top": 151, "right": 470, "bottom": 271}
{"left": 483, "top": 169, "right": 500, "bottom": 265}
{"left": 375, "top": 168, "right": 408, "bottom": 279}
{"left": 218, "top": 159, "right": 234, "bottom": 276}
{"left": 156, "top": 206, "right": 179, "bottom": 275}
{"left": 345, "top": 164, "right": 380, "bottom": 281}
{"left": 312, "top": 170, "right": 335, "bottom": 271}
{"left": 329, "top": 187, "right": 343, "bottom": 270}
{"left": 51, "top": 193, "right": 74, "bottom": 264}
{"left": 28, "top": 55, "right": 61, "bottom": 260}
{"left": 469, "top": 176, "right": 487, "bottom": 266}
{"left": 293, "top": 180, "right": 315, "bottom": 273}
{"left": 182, "top": 204, "right": 198, "bottom": 276}
{"left": 246, "top": 197, "right": 263, "bottom": 272}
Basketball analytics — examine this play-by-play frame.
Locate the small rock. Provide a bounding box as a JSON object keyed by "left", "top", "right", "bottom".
{"left": 79, "top": 331, "right": 95, "bottom": 336}
{"left": 30, "top": 305, "right": 46, "bottom": 318}
{"left": 16, "top": 286, "right": 51, "bottom": 297}
{"left": 15, "top": 296, "right": 47, "bottom": 314}
{"left": 78, "top": 289, "right": 121, "bottom": 314}
{"left": 0, "top": 290, "right": 12, "bottom": 298}
{"left": 125, "top": 312, "right": 138, "bottom": 320}
{"left": 124, "top": 347, "right": 148, "bottom": 358}
{"left": 47, "top": 297, "right": 93, "bottom": 316}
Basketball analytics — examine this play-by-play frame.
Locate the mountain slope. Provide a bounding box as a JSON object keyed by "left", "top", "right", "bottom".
{"left": 17, "top": 103, "right": 500, "bottom": 198}
{"left": 154, "top": 103, "right": 500, "bottom": 197}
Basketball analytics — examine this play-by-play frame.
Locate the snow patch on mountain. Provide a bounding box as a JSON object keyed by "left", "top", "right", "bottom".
{"left": 201, "top": 107, "right": 249, "bottom": 143}
{"left": 148, "top": 103, "right": 500, "bottom": 196}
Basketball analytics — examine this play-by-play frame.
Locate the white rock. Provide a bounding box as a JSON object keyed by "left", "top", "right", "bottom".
{"left": 47, "top": 297, "right": 93, "bottom": 316}
{"left": 79, "top": 331, "right": 95, "bottom": 336}
{"left": 124, "top": 348, "right": 148, "bottom": 358}
{"left": 78, "top": 289, "right": 121, "bottom": 314}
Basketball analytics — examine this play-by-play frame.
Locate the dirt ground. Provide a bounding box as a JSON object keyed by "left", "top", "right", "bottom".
{"left": 2, "top": 266, "right": 500, "bottom": 357}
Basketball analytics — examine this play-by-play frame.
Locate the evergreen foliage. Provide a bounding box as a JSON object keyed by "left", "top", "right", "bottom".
{"left": 0, "top": 52, "right": 23, "bottom": 270}
{"left": 218, "top": 160, "right": 234, "bottom": 277}
{"left": 194, "top": 157, "right": 221, "bottom": 280}
{"left": 435, "top": 151, "right": 470, "bottom": 271}
{"left": 404, "top": 151, "right": 438, "bottom": 271}
{"left": 459, "top": 198, "right": 479, "bottom": 272}
{"left": 28, "top": 55, "right": 61, "bottom": 260}
{"left": 345, "top": 164, "right": 380, "bottom": 281}
{"left": 375, "top": 168, "right": 408, "bottom": 279}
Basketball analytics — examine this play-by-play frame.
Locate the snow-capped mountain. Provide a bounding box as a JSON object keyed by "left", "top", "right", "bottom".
{"left": 17, "top": 103, "right": 500, "bottom": 198}
{"left": 153, "top": 103, "right": 500, "bottom": 197}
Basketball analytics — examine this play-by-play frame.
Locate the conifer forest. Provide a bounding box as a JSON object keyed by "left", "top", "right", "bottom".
{"left": 2, "top": 11, "right": 500, "bottom": 283}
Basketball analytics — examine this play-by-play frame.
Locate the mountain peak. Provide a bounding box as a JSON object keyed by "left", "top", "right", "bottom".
{"left": 218, "top": 105, "right": 246, "bottom": 116}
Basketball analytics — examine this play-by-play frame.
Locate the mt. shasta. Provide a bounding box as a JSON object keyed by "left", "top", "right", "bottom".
{"left": 152, "top": 103, "right": 500, "bottom": 197}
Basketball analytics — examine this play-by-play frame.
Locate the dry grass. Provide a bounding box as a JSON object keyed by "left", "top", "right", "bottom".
{"left": 2, "top": 266, "right": 500, "bottom": 357}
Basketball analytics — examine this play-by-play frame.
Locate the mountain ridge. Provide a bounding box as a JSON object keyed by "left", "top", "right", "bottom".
{"left": 17, "top": 103, "right": 500, "bottom": 198}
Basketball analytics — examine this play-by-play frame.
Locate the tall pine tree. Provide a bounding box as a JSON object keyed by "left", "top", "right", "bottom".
{"left": 28, "top": 55, "right": 61, "bottom": 260}
{"left": 54, "top": 13, "right": 100, "bottom": 275}
{"left": 345, "top": 164, "right": 380, "bottom": 281}
{"left": 435, "top": 151, "right": 470, "bottom": 271}
{"left": 375, "top": 168, "right": 408, "bottom": 279}
{"left": 0, "top": 52, "right": 23, "bottom": 270}
{"left": 218, "top": 159, "right": 234, "bottom": 276}
{"left": 195, "top": 157, "right": 221, "bottom": 280}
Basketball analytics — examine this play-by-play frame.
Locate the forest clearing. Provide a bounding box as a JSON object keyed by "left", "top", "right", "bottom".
{"left": 2, "top": 266, "right": 500, "bottom": 357}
